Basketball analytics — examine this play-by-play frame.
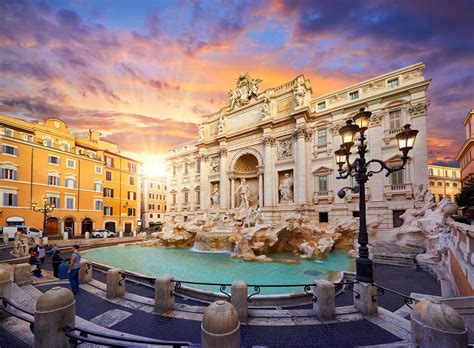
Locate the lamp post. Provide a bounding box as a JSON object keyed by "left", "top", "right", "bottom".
{"left": 335, "top": 108, "right": 418, "bottom": 283}
{"left": 31, "top": 196, "right": 55, "bottom": 238}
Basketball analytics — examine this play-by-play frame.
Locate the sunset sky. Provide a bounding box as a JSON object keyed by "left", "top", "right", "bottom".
{"left": 0, "top": 0, "right": 472, "bottom": 168}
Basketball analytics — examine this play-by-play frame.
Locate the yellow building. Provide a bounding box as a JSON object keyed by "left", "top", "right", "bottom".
{"left": 428, "top": 164, "right": 461, "bottom": 203}
{"left": 140, "top": 176, "right": 167, "bottom": 229}
{"left": 0, "top": 114, "right": 140, "bottom": 236}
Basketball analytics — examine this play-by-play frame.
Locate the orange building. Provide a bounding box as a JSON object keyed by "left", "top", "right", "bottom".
{"left": 0, "top": 114, "right": 140, "bottom": 236}
{"left": 457, "top": 108, "right": 474, "bottom": 185}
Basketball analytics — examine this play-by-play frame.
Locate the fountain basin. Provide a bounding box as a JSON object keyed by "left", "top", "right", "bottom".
{"left": 82, "top": 245, "right": 355, "bottom": 296}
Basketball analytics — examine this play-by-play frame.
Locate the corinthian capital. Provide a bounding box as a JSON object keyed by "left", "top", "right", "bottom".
{"left": 219, "top": 147, "right": 228, "bottom": 156}
{"left": 293, "top": 125, "right": 307, "bottom": 139}
{"left": 262, "top": 135, "right": 276, "bottom": 146}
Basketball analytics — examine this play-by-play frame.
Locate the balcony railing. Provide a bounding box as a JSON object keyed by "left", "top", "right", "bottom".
{"left": 383, "top": 127, "right": 404, "bottom": 145}
{"left": 383, "top": 183, "right": 413, "bottom": 200}
{"left": 313, "top": 190, "right": 334, "bottom": 204}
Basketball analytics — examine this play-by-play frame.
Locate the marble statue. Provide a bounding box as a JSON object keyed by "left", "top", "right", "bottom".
{"left": 278, "top": 140, "right": 292, "bottom": 159}
{"left": 235, "top": 178, "right": 250, "bottom": 208}
{"left": 262, "top": 94, "right": 270, "bottom": 116}
{"left": 228, "top": 73, "right": 262, "bottom": 109}
{"left": 198, "top": 124, "right": 204, "bottom": 140}
{"left": 279, "top": 173, "right": 294, "bottom": 203}
{"left": 294, "top": 83, "right": 306, "bottom": 106}
{"left": 217, "top": 114, "right": 225, "bottom": 134}
{"left": 211, "top": 184, "right": 220, "bottom": 207}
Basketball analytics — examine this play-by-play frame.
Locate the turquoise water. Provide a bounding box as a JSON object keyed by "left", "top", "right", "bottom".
{"left": 83, "top": 246, "right": 355, "bottom": 295}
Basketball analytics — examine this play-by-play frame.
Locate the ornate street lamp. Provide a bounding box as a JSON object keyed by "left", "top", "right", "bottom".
{"left": 32, "top": 196, "right": 55, "bottom": 238}
{"left": 335, "top": 108, "right": 418, "bottom": 283}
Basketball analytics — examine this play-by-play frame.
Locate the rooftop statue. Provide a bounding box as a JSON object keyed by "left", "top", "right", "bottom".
{"left": 228, "top": 73, "right": 262, "bottom": 110}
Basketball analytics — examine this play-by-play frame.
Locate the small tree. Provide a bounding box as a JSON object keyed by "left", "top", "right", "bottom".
{"left": 456, "top": 180, "right": 474, "bottom": 207}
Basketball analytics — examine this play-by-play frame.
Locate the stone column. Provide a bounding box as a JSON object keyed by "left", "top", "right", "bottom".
{"left": 200, "top": 155, "right": 210, "bottom": 209}
{"left": 411, "top": 300, "right": 468, "bottom": 347}
{"left": 35, "top": 287, "right": 75, "bottom": 348}
{"left": 231, "top": 280, "right": 248, "bottom": 322}
{"left": 230, "top": 177, "right": 236, "bottom": 209}
{"left": 106, "top": 268, "right": 125, "bottom": 298}
{"left": 313, "top": 280, "right": 335, "bottom": 320}
{"left": 201, "top": 300, "right": 240, "bottom": 348}
{"left": 258, "top": 172, "right": 264, "bottom": 208}
{"left": 79, "top": 261, "right": 92, "bottom": 284}
{"left": 155, "top": 275, "right": 175, "bottom": 314}
{"left": 219, "top": 148, "right": 228, "bottom": 208}
{"left": 354, "top": 282, "right": 378, "bottom": 315}
{"left": 14, "top": 263, "right": 31, "bottom": 286}
{"left": 294, "top": 126, "right": 307, "bottom": 204}
{"left": 263, "top": 135, "right": 275, "bottom": 207}
{"left": 0, "top": 269, "right": 12, "bottom": 318}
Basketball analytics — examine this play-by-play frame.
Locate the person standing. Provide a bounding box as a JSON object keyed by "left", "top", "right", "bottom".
{"left": 51, "top": 250, "right": 63, "bottom": 278}
{"left": 38, "top": 244, "right": 46, "bottom": 263}
{"left": 68, "top": 245, "right": 81, "bottom": 295}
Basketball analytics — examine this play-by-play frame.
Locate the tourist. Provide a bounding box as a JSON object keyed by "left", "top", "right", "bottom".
{"left": 51, "top": 250, "right": 63, "bottom": 278}
{"left": 68, "top": 244, "right": 81, "bottom": 295}
{"left": 38, "top": 244, "right": 46, "bottom": 263}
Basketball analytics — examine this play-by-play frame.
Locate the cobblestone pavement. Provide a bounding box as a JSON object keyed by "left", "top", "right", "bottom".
{"left": 36, "top": 283, "right": 401, "bottom": 347}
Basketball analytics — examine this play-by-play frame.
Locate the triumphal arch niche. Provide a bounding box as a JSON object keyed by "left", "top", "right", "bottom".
{"left": 166, "top": 63, "right": 430, "bottom": 229}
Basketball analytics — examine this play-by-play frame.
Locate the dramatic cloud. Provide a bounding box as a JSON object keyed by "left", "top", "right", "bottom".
{"left": 0, "top": 0, "right": 472, "bottom": 166}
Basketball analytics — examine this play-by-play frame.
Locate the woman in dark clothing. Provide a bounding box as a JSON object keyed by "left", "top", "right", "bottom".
{"left": 52, "top": 250, "right": 63, "bottom": 278}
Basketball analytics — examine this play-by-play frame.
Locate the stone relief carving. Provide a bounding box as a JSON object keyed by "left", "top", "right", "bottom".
{"left": 328, "top": 93, "right": 347, "bottom": 104}
{"left": 277, "top": 139, "right": 292, "bottom": 159}
{"left": 198, "top": 124, "right": 204, "bottom": 140}
{"left": 210, "top": 157, "right": 219, "bottom": 173}
{"left": 362, "top": 80, "right": 384, "bottom": 93}
{"left": 279, "top": 173, "right": 294, "bottom": 203}
{"left": 217, "top": 113, "right": 225, "bottom": 134}
{"left": 228, "top": 73, "right": 262, "bottom": 110}
{"left": 368, "top": 113, "right": 383, "bottom": 127}
{"left": 261, "top": 94, "right": 270, "bottom": 117}
{"left": 211, "top": 184, "right": 220, "bottom": 207}
{"left": 408, "top": 101, "right": 429, "bottom": 117}
{"left": 219, "top": 147, "right": 227, "bottom": 156}
{"left": 294, "top": 82, "right": 306, "bottom": 107}
{"left": 262, "top": 135, "right": 276, "bottom": 146}
{"left": 402, "top": 68, "right": 423, "bottom": 81}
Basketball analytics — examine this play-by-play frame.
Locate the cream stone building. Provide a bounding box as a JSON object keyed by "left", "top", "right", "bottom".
{"left": 428, "top": 164, "right": 461, "bottom": 203}
{"left": 140, "top": 175, "right": 167, "bottom": 229}
{"left": 165, "top": 63, "right": 430, "bottom": 234}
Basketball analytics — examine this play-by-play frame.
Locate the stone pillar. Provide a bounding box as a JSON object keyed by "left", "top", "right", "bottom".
{"left": 411, "top": 300, "right": 468, "bottom": 348}
{"left": 230, "top": 177, "right": 235, "bottom": 209}
{"left": 79, "top": 261, "right": 92, "bottom": 284}
{"left": 313, "top": 280, "right": 336, "bottom": 320}
{"left": 19, "top": 241, "right": 28, "bottom": 257}
{"left": 263, "top": 135, "right": 275, "bottom": 207}
{"left": 34, "top": 286, "right": 75, "bottom": 348}
{"left": 354, "top": 282, "right": 378, "bottom": 315}
{"left": 119, "top": 231, "right": 123, "bottom": 238}
{"left": 106, "top": 268, "right": 125, "bottom": 298}
{"left": 14, "top": 264, "right": 31, "bottom": 286}
{"left": 12, "top": 241, "right": 21, "bottom": 256}
{"left": 0, "top": 269, "right": 12, "bottom": 318}
{"left": 155, "top": 275, "right": 175, "bottom": 314}
{"left": 219, "top": 148, "right": 228, "bottom": 208}
{"left": 2, "top": 233, "right": 8, "bottom": 244}
{"left": 231, "top": 280, "right": 248, "bottom": 322}
{"left": 132, "top": 231, "right": 137, "bottom": 237}
{"left": 200, "top": 155, "right": 210, "bottom": 209}
{"left": 63, "top": 232, "right": 68, "bottom": 240}
{"left": 294, "top": 126, "right": 307, "bottom": 204}
{"left": 201, "top": 300, "right": 240, "bottom": 348}
{"left": 85, "top": 232, "right": 89, "bottom": 239}
{"left": 258, "top": 173, "right": 264, "bottom": 208}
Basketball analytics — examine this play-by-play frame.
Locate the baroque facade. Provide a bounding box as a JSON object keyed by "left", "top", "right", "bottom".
{"left": 165, "top": 63, "right": 430, "bottom": 236}
{"left": 0, "top": 115, "right": 141, "bottom": 235}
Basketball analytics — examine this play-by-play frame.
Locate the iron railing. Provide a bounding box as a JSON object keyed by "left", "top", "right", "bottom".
{"left": 372, "top": 284, "right": 416, "bottom": 309}
{"left": 170, "top": 280, "right": 232, "bottom": 301}
{"left": 0, "top": 297, "right": 35, "bottom": 333}
{"left": 247, "top": 284, "right": 317, "bottom": 303}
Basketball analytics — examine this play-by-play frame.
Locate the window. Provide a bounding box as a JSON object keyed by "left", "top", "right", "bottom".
{"left": 0, "top": 168, "right": 18, "bottom": 180}
{"left": 23, "top": 134, "right": 34, "bottom": 142}
{"left": 438, "top": 195, "right": 443, "bottom": 202}
{"left": 393, "top": 210, "right": 405, "bottom": 228}
{"left": 317, "top": 102, "right": 326, "bottom": 110}
{"left": 453, "top": 171, "right": 457, "bottom": 178}
{"left": 2, "top": 145, "right": 18, "bottom": 156}
{"left": 94, "top": 182, "right": 103, "bottom": 192}
{"left": 446, "top": 182, "right": 450, "bottom": 187}
{"left": 349, "top": 91, "right": 359, "bottom": 100}
{"left": 390, "top": 170, "right": 404, "bottom": 185}
{"left": 129, "top": 176, "right": 135, "bottom": 185}
{"left": 429, "top": 181, "right": 434, "bottom": 186}
{"left": 2, "top": 193, "right": 17, "bottom": 206}
{"left": 65, "top": 178, "right": 76, "bottom": 188}
{"left": 172, "top": 166, "right": 176, "bottom": 176}
{"left": 47, "top": 197, "right": 60, "bottom": 208}
{"left": 95, "top": 166, "right": 102, "bottom": 174}
{"left": 60, "top": 142, "right": 70, "bottom": 152}
{"left": 157, "top": 184, "right": 161, "bottom": 190}
{"left": 172, "top": 193, "right": 177, "bottom": 205}
{"left": 429, "top": 169, "right": 433, "bottom": 176}
{"left": 437, "top": 182, "right": 442, "bottom": 187}
{"left": 163, "top": 194, "right": 166, "bottom": 200}
{"left": 318, "top": 175, "right": 328, "bottom": 192}
{"left": 319, "top": 212, "right": 329, "bottom": 223}
{"left": 149, "top": 193, "right": 154, "bottom": 199}
{"left": 184, "top": 162, "right": 189, "bottom": 175}
{"left": 94, "top": 199, "right": 103, "bottom": 211}
{"left": 66, "top": 159, "right": 76, "bottom": 169}
{"left": 184, "top": 192, "right": 189, "bottom": 204}
{"left": 128, "top": 191, "right": 137, "bottom": 200}
{"left": 148, "top": 203, "right": 155, "bottom": 210}
{"left": 48, "top": 175, "right": 60, "bottom": 186}
{"left": 157, "top": 214, "right": 161, "bottom": 218}
{"left": 158, "top": 204, "right": 161, "bottom": 210}
{"left": 196, "top": 159, "right": 201, "bottom": 174}
{"left": 2, "top": 128, "right": 13, "bottom": 137}
{"left": 196, "top": 191, "right": 200, "bottom": 204}
{"left": 104, "top": 206, "right": 113, "bottom": 216}
{"left": 43, "top": 137, "right": 53, "bottom": 147}
{"left": 128, "top": 162, "right": 136, "bottom": 173}
{"left": 387, "top": 78, "right": 399, "bottom": 88}
{"left": 352, "top": 211, "right": 360, "bottom": 218}
{"left": 128, "top": 208, "right": 136, "bottom": 216}
{"left": 103, "top": 188, "right": 114, "bottom": 198}
{"left": 389, "top": 110, "right": 401, "bottom": 130}
{"left": 150, "top": 214, "right": 153, "bottom": 218}
{"left": 317, "top": 129, "right": 327, "bottom": 146}
{"left": 105, "top": 171, "right": 112, "bottom": 181}
{"left": 48, "top": 155, "right": 60, "bottom": 165}
{"left": 105, "top": 156, "right": 114, "bottom": 167}
{"left": 453, "top": 183, "right": 458, "bottom": 188}
{"left": 65, "top": 197, "right": 75, "bottom": 210}
{"left": 149, "top": 183, "right": 153, "bottom": 189}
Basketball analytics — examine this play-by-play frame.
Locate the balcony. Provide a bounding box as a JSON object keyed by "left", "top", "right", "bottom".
{"left": 345, "top": 186, "right": 371, "bottom": 203}
{"left": 313, "top": 190, "right": 334, "bottom": 204}
{"left": 312, "top": 143, "right": 332, "bottom": 158}
{"left": 194, "top": 203, "right": 201, "bottom": 210}
{"left": 383, "top": 127, "right": 403, "bottom": 145}
{"left": 181, "top": 202, "right": 190, "bottom": 211}
{"left": 383, "top": 183, "right": 413, "bottom": 200}
{"left": 169, "top": 203, "right": 177, "bottom": 212}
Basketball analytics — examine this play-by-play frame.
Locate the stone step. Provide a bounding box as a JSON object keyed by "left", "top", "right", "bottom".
{"left": 372, "top": 255, "right": 418, "bottom": 268}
